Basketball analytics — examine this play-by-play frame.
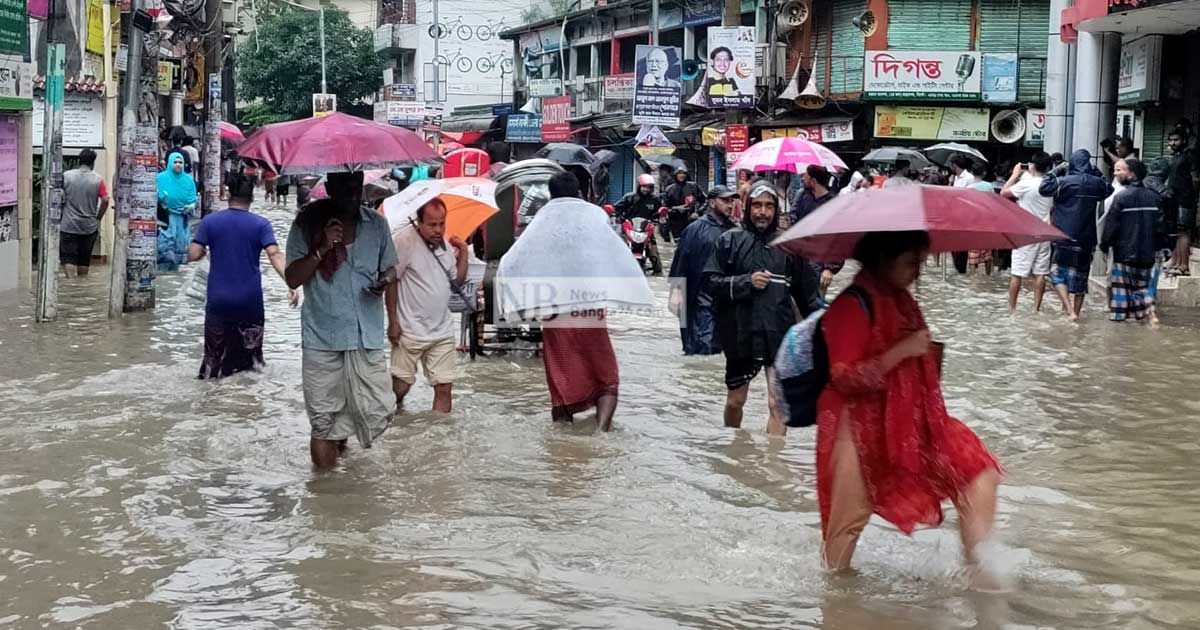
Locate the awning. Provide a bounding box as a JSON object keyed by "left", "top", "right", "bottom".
{"left": 441, "top": 130, "right": 485, "bottom": 145}
{"left": 440, "top": 115, "right": 497, "bottom": 133}
{"left": 750, "top": 116, "right": 855, "bottom": 129}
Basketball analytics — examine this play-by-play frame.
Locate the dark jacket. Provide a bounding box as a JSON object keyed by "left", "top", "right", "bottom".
{"left": 1100, "top": 182, "right": 1166, "bottom": 267}
{"left": 1040, "top": 149, "right": 1112, "bottom": 268}
{"left": 669, "top": 207, "right": 736, "bottom": 354}
{"left": 788, "top": 188, "right": 842, "bottom": 274}
{"left": 663, "top": 181, "right": 705, "bottom": 215}
{"left": 703, "top": 209, "right": 821, "bottom": 363}
{"left": 614, "top": 190, "right": 661, "bottom": 221}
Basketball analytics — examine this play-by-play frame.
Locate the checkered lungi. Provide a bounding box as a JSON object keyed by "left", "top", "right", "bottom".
{"left": 1109, "top": 263, "right": 1154, "bottom": 322}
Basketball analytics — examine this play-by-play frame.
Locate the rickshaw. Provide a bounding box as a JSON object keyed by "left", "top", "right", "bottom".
{"left": 467, "top": 159, "right": 566, "bottom": 356}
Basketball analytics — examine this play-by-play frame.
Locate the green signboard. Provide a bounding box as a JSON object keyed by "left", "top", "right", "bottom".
{"left": 0, "top": 0, "right": 28, "bottom": 57}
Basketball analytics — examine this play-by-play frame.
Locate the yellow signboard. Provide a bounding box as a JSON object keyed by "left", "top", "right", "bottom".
{"left": 157, "top": 60, "right": 179, "bottom": 94}
{"left": 873, "top": 106, "right": 990, "bottom": 142}
{"left": 86, "top": 0, "right": 105, "bottom": 55}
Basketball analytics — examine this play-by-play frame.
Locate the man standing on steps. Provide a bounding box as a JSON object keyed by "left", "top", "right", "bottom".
{"left": 59, "top": 149, "right": 110, "bottom": 278}
{"left": 1040, "top": 149, "right": 1112, "bottom": 320}
{"left": 1166, "top": 129, "right": 1199, "bottom": 276}
{"left": 1002, "top": 153, "right": 1055, "bottom": 314}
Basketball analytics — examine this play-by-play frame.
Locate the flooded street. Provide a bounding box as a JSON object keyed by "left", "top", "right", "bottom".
{"left": 2, "top": 201, "right": 1199, "bottom": 630}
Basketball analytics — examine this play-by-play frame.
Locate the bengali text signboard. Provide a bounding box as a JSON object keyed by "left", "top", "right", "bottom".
{"left": 863, "top": 51, "right": 981, "bottom": 101}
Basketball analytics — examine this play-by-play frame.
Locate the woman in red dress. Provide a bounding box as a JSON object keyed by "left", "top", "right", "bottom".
{"left": 817, "top": 231, "right": 1002, "bottom": 583}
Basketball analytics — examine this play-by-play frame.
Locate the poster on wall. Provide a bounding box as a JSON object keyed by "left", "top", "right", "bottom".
{"left": 1025, "top": 109, "right": 1046, "bottom": 147}
{"left": 873, "top": 106, "right": 989, "bottom": 142}
{"left": 981, "top": 53, "right": 1018, "bottom": 103}
{"left": 0, "top": 54, "right": 32, "bottom": 110}
{"left": 312, "top": 93, "right": 336, "bottom": 117}
{"left": 687, "top": 26, "right": 755, "bottom": 109}
{"left": 0, "top": 115, "right": 17, "bottom": 207}
{"left": 506, "top": 114, "right": 542, "bottom": 143}
{"left": 1118, "top": 35, "right": 1162, "bottom": 105}
{"left": 863, "top": 51, "right": 981, "bottom": 101}
{"left": 540, "top": 95, "right": 572, "bottom": 142}
{"left": 632, "top": 45, "right": 682, "bottom": 128}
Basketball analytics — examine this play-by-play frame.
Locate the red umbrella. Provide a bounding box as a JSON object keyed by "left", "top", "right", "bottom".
{"left": 218, "top": 121, "right": 245, "bottom": 143}
{"left": 238, "top": 112, "right": 438, "bottom": 175}
{"left": 773, "top": 185, "right": 1067, "bottom": 262}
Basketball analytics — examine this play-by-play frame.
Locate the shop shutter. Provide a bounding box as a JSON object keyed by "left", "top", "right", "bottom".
{"left": 829, "top": 0, "right": 867, "bottom": 94}
{"left": 887, "top": 0, "right": 972, "bottom": 51}
{"left": 978, "top": 0, "right": 1051, "bottom": 103}
{"left": 1142, "top": 108, "right": 1166, "bottom": 161}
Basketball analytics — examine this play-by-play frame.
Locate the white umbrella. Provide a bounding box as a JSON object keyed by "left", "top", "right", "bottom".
{"left": 924, "top": 142, "right": 988, "bottom": 167}
{"left": 382, "top": 177, "right": 499, "bottom": 242}
{"left": 863, "top": 147, "right": 932, "bottom": 170}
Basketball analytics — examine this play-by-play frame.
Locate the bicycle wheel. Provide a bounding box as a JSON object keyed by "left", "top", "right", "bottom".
{"left": 476, "top": 57, "right": 494, "bottom": 73}
{"left": 456, "top": 24, "right": 473, "bottom": 41}
{"left": 428, "top": 23, "right": 446, "bottom": 39}
{"left": 456, "top": 56, "right": 473, "bottom": 73}
{"left": 476, "top": 25, "right": 492, "bottom": 41}
{"left": 500, "top": 58, "right": 514, "bottom": 74}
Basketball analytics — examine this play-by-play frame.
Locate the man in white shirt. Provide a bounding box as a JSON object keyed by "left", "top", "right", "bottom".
{"left": 386, "top": 199, "right": 468, "bottom": 412}
{"left": 951, "top": 155, "right": 977, "bottom": 188}
{"left": 1002, "top": 152, "right": 1055, "bottom": 314}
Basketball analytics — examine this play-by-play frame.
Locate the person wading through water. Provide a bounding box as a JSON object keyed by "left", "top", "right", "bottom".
{"left": 704, "top": 179, "right": 821, "bottom": 437}
{"left": 285, "top": 171, "right": 399, "bottom": 470}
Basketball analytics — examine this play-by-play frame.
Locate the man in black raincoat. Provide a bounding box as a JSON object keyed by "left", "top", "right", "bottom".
{"left": 662, "top": 166, "right": 706, "bottom": 240}
{"left": 668, "top": 185, "right": 738, "bottom": 355}
{"left": 703, "top": 180, "right": 822, "bottom": 437}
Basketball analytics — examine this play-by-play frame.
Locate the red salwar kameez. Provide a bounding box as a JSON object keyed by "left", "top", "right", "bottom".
{"left": 816, "top": 272, "right": 1001, "bottom": 568}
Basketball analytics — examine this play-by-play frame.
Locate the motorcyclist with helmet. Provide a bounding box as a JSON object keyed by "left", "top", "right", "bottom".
{"left": 662, "top": 166, "right": 706, "bottom": 241}
{"left": 614, "top": 173, "right": 665, "bottom": 274}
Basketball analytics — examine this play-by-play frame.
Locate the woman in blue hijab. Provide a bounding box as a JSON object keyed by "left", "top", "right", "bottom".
{"left": 158, "top": 151, "right": 198, "bottom": 270}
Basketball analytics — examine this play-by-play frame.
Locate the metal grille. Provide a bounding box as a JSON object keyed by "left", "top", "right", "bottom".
{"left": 381, "top": 0, "right": 416, "bottom": 25}
{"left": 887, "top": 0, "right": 972, "bottom": 51}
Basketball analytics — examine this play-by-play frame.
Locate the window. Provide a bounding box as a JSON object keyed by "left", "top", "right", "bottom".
{"left": 575, "top": 45, "right": 592, "bottom": 78}
{"left": 618, "top": 35, "right": 648, "bottom": 74}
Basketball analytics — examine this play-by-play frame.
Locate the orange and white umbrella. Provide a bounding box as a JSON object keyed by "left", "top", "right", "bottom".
{"left": 382, "top": 177, "right": 499, "bottom": 242}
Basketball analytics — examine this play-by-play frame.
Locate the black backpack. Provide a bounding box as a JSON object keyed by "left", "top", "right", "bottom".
{"left": 774, "top": 286, "right": 873, "bottom": 428}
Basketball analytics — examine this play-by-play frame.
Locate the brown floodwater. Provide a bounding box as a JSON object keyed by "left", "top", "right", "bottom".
{"left": 1, "top": 202, "right": 1198, "bottom": 629}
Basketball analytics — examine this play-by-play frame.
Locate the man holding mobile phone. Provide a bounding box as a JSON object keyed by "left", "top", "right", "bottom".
{"left": 285, "top": 171, "right": 399, "bottom": 470}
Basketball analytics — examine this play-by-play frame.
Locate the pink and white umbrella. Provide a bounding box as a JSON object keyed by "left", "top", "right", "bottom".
{"left": 731, "top": 137, "right": 848, "bottom": 173}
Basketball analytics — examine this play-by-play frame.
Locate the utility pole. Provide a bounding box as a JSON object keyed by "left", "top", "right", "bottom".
{"left": 202, "top": 0, "right": 223, "bottom": 217}
{"left": 35, "top": 0, "right": 65, "bottom": 322}
{"left": 722, "top": 0, "right": 742, "bottom": 189}
{"left": 109, "top": 0, "right": 160, "bottom": 316}
{"left": 650, "top": 0, "right": 658, "bottom": 45}
{"left": 432, "top": 0, "right": 439, "bottom": 103}
{"left": 318, "top": 4, "right": 327, "bottom": 93}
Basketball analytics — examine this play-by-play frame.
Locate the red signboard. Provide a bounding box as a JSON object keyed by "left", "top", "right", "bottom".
{"left": 541, "top": 95, "right": 572, "bottom": 142}
{"left": 726, "top": 124, "right": 749, "bottom": 153}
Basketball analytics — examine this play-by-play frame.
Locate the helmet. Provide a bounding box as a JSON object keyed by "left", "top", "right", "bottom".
{"left": 637, "top": 174, "right": 655, "bottom": 187}
{"left": 675, "top": 166, "right": 689, "bottom": 174}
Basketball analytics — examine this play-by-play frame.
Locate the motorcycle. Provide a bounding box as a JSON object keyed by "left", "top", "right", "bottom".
{"left": 621, "top": 214, "right": 658, "bottom": 273}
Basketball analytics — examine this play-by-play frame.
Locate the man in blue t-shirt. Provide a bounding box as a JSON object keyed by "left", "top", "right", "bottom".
{"left": 189, "top": 170, "right": 296, "bottom": 378}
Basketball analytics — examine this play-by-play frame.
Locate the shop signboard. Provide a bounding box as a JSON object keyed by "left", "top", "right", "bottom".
{"left": 760, "top": 123, "right": 853, "bottom": 144}
{"left": 541, "top": 95, "right": 572, "bottom": 142}
{"left": 491, "top": 104, "right": 513, "bottom": 116}
{"left": 634, "top": 124, "right": 675, "bottom": 156}
{"left": 157, "top": 59, "right": 180, "bottom": 94}
{"left": 683, "top": 0, "right": 721, "bottom": 26}
{"left": 0, "top": 0, "right": 28, "bottom": 56}
{"left": 1118, "top": 35, "right": 1162, "bottom": 105}
{"left": 1025, "top": 109, "right": 1046, "bottom": 147}
{"left": 86, "top": 0, "right": 106, "bottom": 55}
{"left": 726, "top": 124, "right": 749, "bottom": 153}
{"left": 385, "top": 83, "right": 417, "bottom": 101}
{"left": 33, "top": 94, "right": 105, "bottom": 147}
{"left": 529, "top": 78, "right": 562, "bottom": 97}
{"left": 633, "top": 45, "right": 682, "bottom": 127}
{"left": 863, "top": 51, "right": 981, "bottom": 101}
{"left": 873, "top": 106, "right": 989, "bottom": 142}
{"left": 506, "top": 114, "right": 542, "bottom": 143}
{"left": 981, "top": 53, "right": 1018, "bottom": 103}
{"left": 0, "top": 55, "right": 31, "bottom": 110}
{"left": 385, "top": 101, "right": 426, "bottom": 127}
{"left": 604, "top": 74, "right": 634, "bottom": 100}
{"left": 687, "top": 26, "right": 755, "bottom": 110}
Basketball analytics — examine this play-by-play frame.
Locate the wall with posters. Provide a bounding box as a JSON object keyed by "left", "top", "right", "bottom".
{"left": 0, "top": 115, "right": 18, "bottom": 291}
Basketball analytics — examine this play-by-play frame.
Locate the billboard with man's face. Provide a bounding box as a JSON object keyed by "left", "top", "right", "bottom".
{"left": 633, "top": 45, "right": 682, "bottom": 128}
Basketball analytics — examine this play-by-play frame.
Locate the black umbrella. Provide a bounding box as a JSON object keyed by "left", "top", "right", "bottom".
{"left": 641, "top": 154, "right": 686, "bottom": 171}
{"left": 535, "top": 142, "right": 596, "bottom": 167}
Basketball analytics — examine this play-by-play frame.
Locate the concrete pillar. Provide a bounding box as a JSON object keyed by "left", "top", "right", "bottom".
{"left": 1044, "top": 0, "right": 1074, "bottom": 156}
{"left": 16, "top": 110, "right": 32, "bottom": 290}
{"left": 1071, "top": 31, "right": 1121, "bottom": 167}
{"left": 170, "top": 93, "right": 184, "bottom": 126}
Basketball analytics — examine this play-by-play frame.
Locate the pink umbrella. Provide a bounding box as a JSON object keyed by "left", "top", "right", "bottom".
{"left": 773, "top": 185, "right": 1067, "bottom": 262}
{"left": 238, "top": 112, "right": 438, "bottom": 175}
{"left": 731, "top": 137, "right": 848, "bottom": 173}
{"left": 218, "top": 121, "right": 245, "bottom": 143}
